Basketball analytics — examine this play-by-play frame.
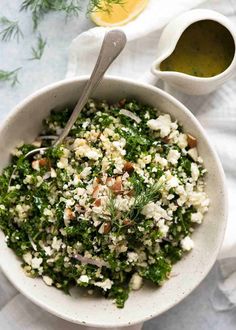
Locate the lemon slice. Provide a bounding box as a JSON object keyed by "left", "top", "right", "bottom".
{"left": 91, "top": 0, "right": 149, "bottom": 27}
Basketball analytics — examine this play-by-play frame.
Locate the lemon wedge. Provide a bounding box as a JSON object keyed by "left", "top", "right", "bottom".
{"left": 91, "top": 0, "right": 149, "bottom": 27}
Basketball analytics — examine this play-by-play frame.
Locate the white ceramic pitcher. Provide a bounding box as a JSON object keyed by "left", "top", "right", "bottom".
{"left": 150, "top": 9, "right": 236, "bottom": 95}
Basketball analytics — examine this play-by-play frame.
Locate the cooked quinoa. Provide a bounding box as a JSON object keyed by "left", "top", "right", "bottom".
{"left": 0, "top": 99, "right": 209, "bottom": 308}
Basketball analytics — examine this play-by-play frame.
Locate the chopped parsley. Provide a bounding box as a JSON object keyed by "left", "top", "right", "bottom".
{"left": 0, "top": 99, "right": 209, "bottom": 308}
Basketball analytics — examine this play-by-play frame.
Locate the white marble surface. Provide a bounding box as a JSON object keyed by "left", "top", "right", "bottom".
{"left": 1, "top": 0, "right": 236, "bottom": 329}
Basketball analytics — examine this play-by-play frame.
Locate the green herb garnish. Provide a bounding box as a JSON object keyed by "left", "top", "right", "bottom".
{"left": 29, "top": 33, "right": 46, "bottom": 60}
{"left": 0, "top": 67, "right": 21, "bottom": 86}
{"left": 0, "top": 16, "right": 23, "bottom": 42}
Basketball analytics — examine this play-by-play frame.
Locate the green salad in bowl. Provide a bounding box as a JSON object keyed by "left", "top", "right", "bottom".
{"left": 0, "top": 99, "right": 209, "bottom": 308}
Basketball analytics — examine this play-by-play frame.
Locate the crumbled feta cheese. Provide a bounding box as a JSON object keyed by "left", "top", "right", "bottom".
{"left": 43, "top": 246, "right": 53, "bottom": 256}
{"left": 177, "top": 133, "right": 188, "bottom": 149}
{"left": 141, "top": 202, "right": 171, "bottom": 221}
{"left": 52, "top": 237, "right": 62, "bottom": 251}
{"left": 57, "top": 157, "right": 68, "bottom": 169}
{"left": 43, "top": 275, "right": 53, "bottom": 286}
{"left": 154, "top": 154, "right": 168, "bottom": 167}
{"left": 87, "top": 149, "right": 101, "bottom": 160}
{"left": 23, "top": 252, "right": 32, "bottom": 265}
{"left": 181, "top": 236, "right": 194, "bottom": 251}
{"left": 0, "top": 204, "right": 6, "bottom": 210}
{"left": 113, "top": 158, "right": 125, "bottom": 174}
{"left": 191, "top": 212, "right": 203, "bottom": 224}
{"left": 138, "top": 154, "right": 152, "bottom": 168}
{"left": 167, "top": 149, "right": 180, "bottom": 165}
{"left": 23, "top": 175, "right": 33, "bottom": 184}
{"left": 115, "top": 195, "right": 130, "bottom": 212}
{"left": 147, "top": 114, "right": 172, "bottom": 137}
{"left": 130, "top": 273, "right": 143, "bottom": 291}
{"left": 50, "top": 168, "right": 57, "bottom": 178}
{"left": 188, "top": 192, "right": 210, "bottom": 213}
{"left": 191, "top": 163, "right": 200, "bottom": 181}
{"left": 78, "top": 275, "right": 90, "bottom": 283}
{"left": 15, "top": 204, "right": 30, "bottom": 219}
{"left": 127, "top": 252, "right": 139, "bottom": 263}
{"left": 77, "top": 187, "right": 85, "bottom": 196}
{"left": 166, "top": 176, "right": 179, "bottom": 190}
{"left": 158, "top": 219, "right": 169, "bottom": 237}
{"left": 113, "top": 140, "right": 126, "bottom": 156}
{"left": 43, "top": 208, "right": 54, "bottom": 217}
{"left": 11, "top": 148, "right": 23, "bottom": 157}
{"left": 80, "top": 167, "right": 91, "bottom": 179}
{"left": 94, "top": 278, "right": 113, "bottom": 291}
{"left": 36, "top": 175, "right": 43, "bottom": 187}
{"left": 31, "top": 257, "right": 43, "bottom": 269}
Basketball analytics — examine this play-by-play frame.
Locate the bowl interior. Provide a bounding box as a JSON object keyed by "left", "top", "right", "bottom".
{"left": 0, "top": 77, "right": 227, "bottom": 327}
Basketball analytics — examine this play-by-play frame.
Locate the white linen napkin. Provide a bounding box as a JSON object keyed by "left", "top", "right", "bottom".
{"left": 1, "top": 0, "right": 236, "bottom": 329}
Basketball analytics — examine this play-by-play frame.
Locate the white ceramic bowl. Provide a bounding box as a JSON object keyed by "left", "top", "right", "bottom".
{"left": 0, "top": 76, "right": 227, "bottom": 328}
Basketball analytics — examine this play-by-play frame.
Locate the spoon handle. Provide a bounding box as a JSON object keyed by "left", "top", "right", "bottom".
{"left": 54, "top": 30, "right": 127, "bottom": 146}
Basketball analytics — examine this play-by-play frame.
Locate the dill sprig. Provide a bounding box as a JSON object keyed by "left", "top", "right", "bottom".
{"left": 0, "top": 68, "right": 21, "bottom": 86}
{"left": 107, "top": 191, "right": 117, "bottom": 221}
{"left": 88, "top": 0, "right": 124, "bottom": 13}
{"left": 20, "top": 0, "right": 81, "bottom": 30}
{"left": 106, "top": 175, "right": 162, "bottom": 223}
{"left": 20, "top": 0, "right": 124, "bottom": 29}
{"left": 29, "top": 33, "right": 46, "bottom": 60}
{"left": 0, "top": 17, "right": 23, "bottom": 42}
{"left": 128, "top": 178, "right": 162, "bottom": 221}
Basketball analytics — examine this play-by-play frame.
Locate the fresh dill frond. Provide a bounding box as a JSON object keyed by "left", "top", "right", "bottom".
{"left": 0, "top": 68, "right": 21, "bottom": 86}
{"left": 128, "top": 178, "right": 162, "bottom": 221}
{"left": 20, "top": 0, "right": 81, "bottom": 30}
{"left": 58, "top": 0, "right": 81, "bottom": 16}
{"left": 20, "top": 0, "right": 54, "bottom": 30}
{"left": 88, "top": 0, "right": 125, "bottom": 13}
{"left": 29, "top": 33, "right": 46, "bottom": 60}
{"left": 0, "top": 17, "right": 23, "bottom": 42}
{"left": 107, "top": 191, "right": 117, "bottom": 221}
{"left": 20, "top": 0, "right": 124, "bottom": 29}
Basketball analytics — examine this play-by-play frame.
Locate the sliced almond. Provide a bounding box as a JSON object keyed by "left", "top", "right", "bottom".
{"left": 64, "top": 208, "right": 75, "bottom": 220}
{"left": 123, "top": 190, "right": 133, "bottom": 197}
{"left": 110, "top": 176, "right": 123, "bottom": 194}
{"left": 162, "top": 136, "right": 170, "bottom": 144}
{"left": 92, "top": 185, "right": 100, "bottom": 199}
{"left": 103, "top": 222, "right": 111, "bottom": 234}
{"left": 187, "top": 134, "right": 197, "bottom": 148}
{"left": 94, "top": 198, "right": 102, "bottom": 207}
{"left": 123, "top": 162, "right": 134, "bottom": 173}
{"left": 123, "top": 219, "right": 133, "bottom": 226}
{"left": 99, "top": 222, "right": 111, "bottom": 234}
{"left": 188, "top": 147, "right": 198, "bottom": 162}
{"left": 75, "top": 204, "right": 85, "bottom": 213}
{"left": 32, "top": 160, "right": 40, "bottom": 171}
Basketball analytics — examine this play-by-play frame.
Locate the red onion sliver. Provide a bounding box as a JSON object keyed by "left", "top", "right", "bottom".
{"left": 120, "top": 109, "right": 141, "bottom": 124}
{"left": 74, "top": 254, "right": 108, "bottom": 268}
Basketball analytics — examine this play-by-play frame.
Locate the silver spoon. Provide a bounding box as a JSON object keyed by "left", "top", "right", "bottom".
{"left": 25, "top": 30, "right": 127, "bottom": 159}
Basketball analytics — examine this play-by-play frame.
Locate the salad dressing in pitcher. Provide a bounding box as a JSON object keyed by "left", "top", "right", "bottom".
{"left": 160, "top": 20, "right": 235, "bottom": 78}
